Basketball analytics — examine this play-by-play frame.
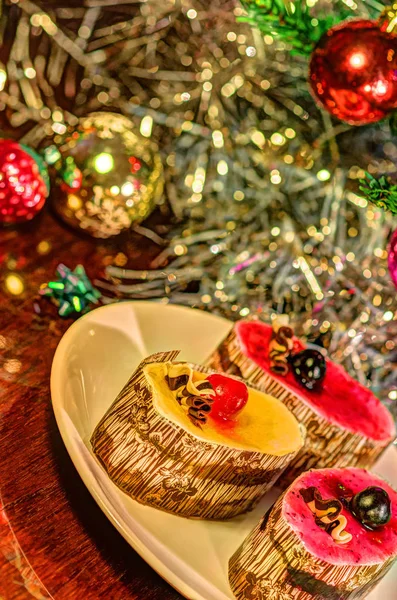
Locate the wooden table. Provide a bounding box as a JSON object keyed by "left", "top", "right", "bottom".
{"left": 0, "top": 209, "right": 181, "bottom": 599}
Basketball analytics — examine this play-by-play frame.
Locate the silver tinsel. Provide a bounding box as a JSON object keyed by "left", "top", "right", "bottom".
{"left": 0, "top": 0, "right": 396, "bottom": 410}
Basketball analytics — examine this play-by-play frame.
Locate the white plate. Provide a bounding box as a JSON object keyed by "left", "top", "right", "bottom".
{"left": 51, "top": 301, "right": 397, "bottom": 600}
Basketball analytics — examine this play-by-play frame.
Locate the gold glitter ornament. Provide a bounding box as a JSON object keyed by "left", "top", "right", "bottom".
{"left": 45, "top": 112, "right": 163, "bottom": 239}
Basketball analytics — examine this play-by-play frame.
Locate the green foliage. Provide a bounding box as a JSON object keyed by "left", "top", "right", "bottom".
{"left": 239, "top": 0, "right": 354, "bottom": 56}
{"left": 359, "top": 173, "right": 397, "bottom": 215}
{"left": 389, "top": 111, "right": 397, "bottom": 136}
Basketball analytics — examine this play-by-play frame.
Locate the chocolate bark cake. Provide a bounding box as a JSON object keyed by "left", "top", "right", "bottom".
{"left": 91, "top": 350, "right": 304, "bottom": 520}
{"left": 229, "top": 467, "right": 397, "bottom": 600}
{"left": 208, "top": 318, "right": 395, "bottom": 484}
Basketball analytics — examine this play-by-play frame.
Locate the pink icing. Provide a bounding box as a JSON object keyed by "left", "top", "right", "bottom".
{"left": 236, "top": 321, "right": 395, "bottom": 442}
{"left": 283, "top": 468, "right": 397, "bottom": 565}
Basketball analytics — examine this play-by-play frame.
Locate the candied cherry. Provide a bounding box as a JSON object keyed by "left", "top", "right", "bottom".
{"left": 208, "top": 374, "right": 248, "bottom": 420}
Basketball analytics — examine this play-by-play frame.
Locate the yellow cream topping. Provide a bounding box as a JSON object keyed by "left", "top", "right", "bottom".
{"left": 143, "top": 362, "right": 304, "bottom": 456}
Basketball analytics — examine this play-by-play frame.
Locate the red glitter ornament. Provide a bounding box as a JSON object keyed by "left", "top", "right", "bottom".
{"left": 309, "top": 20, "right": 397, "bottom": 125}
{"left": 0, "top": 139, "right": 49, "bottom": 224}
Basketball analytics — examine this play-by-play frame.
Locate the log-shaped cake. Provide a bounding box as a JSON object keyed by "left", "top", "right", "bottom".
{"left": 208, "top": 318, "right": 395, "bottom": 485}
{"left": 229, "top": 467, "right": 397, "bottom": 599}
{"left": 91, "top": 350, "right": 304, "bottom": 520}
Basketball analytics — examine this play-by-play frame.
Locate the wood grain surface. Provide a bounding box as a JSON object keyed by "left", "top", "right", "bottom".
{"left": 0, "top": 208, "right": 182, "bottom": 599}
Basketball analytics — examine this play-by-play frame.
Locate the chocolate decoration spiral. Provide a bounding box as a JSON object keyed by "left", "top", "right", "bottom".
{"left": 179, "top": 394, "right": 214, "bottom": 427}
{"left": 300, "top": 487, "right": 343, "bottom": 521}
{"left": 166, "top": 364, "right": 215, "bottom": 428}
{"left": 326, "top": 515, "right": 352, "bottom": 544}
{"left": 269, "top": 319, "right": 294, "bottom": 376}
{"left": 300, "top": 487, "right": 352, "bottom": 545}
{"left": 166, "top": 374, "right": 189, "bottom": 390}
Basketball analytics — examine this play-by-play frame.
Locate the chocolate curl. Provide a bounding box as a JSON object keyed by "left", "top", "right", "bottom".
{"left": 326, "top": 515, "right": 352, "bottom": 545}
{"left": 300, "top": 487, "right": 352, "bottom": 545}
{"left": 300, "top": 487, "right": 342, "bottom": 521}
{"left": 167, "top": 374, "right": 189, "bottom": 391}
{"left": 269, "top": 316, "right": 294, "bottom": 376}
{"left": 181, "top": 394, "right": 214, "bottom": 427}
{"left": 166, "top": 363, "right": 215, "bottom": 426}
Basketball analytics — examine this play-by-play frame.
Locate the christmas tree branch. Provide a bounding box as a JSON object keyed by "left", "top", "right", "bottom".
{"left": 239, "top": 0, "right": 353, "bottom": 55}
{"left": 359, "top": 173, "right": 397, "bottom": 215}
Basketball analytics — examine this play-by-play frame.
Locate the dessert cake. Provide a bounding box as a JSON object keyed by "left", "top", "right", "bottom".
{"left": 91, "top": 350, "right": 304, "bottom": 520}
{"left": 229, "top": 467, "right": 397, "bottom": 599}
{"left": 208, "top": 318, "right": 395, "bottom": 483}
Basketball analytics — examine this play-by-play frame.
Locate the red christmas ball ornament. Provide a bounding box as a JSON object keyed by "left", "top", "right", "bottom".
{"left": 309, "top": 20, "right": 397, "bottom": 125}
{"left": 0, "top": 139, "right": 49, "bottom": 224}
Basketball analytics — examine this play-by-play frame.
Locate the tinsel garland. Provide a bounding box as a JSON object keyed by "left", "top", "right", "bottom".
{"left": 0, "top": 0, "right": 396, "bottom": 414}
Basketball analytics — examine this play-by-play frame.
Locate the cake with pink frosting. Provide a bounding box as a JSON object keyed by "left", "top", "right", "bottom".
{"left": 208, "top": 318, "right": 395, "bottom": 484}
{"left": 229, "top": 467, "right": 397, "bottom": 599}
